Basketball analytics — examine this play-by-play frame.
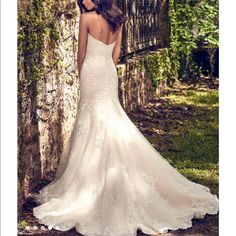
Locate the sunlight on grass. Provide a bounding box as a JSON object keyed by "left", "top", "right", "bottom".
{"left": 167, "top": 89, "right": 219, "bottom": 108}
{"left": 161, "top": 85, "right": 219, "bottom": 192}
{"left": 179, "top": 168, "right": 218, "bottom": 192}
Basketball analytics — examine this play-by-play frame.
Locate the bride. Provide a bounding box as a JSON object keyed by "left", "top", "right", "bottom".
{"left": 33, "top": 0, "right": 219, "bottom": 235}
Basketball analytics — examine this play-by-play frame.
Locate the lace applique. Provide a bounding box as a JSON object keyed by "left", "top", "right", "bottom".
{"left": 106, "top": 154, "right": 111, "bottom": 169}
{"left": 108, "top": 189, "right": 119, "bottom": 205}
{"left": 127, "top": 204, "right": 138, "bottom": 224}
{"left": 35, "top": 185, "right": 55, "bottom": 204}
{"left": 103, "top": 226, "right": 119, "bottom": 236}
{"left": 141, "top": 172, "right": 197, "bottom": 195}
{"left": 93, "top": 202, "right": 103, "bottom": 224}
{"left": 94, "top": 134, "right": 103, "bottom": 147}
{"left": 101, "top": 226, "right": 133, "bottom": 236}
{"left": 93, "top": 121, "right": 104, "bottom": 147}
{"left": 123, "top": 164, "right": 129, "bottom": 178}
{"left": 141, "top": 172, "right": 160, "bottom": 192}
{"left": 191, "top": 194, "right": 218, "bottom": 213}
{"left": 78, "top": 101, "right": 93, "bottom": 113}
{"left": 69, "top": 150, "right": 77, "bottom": 162}
{"left": 103, "top": 226, "right": 114, "bottom": 236}
{"left": 76, "top": 121, "right": 86, "bottom": 136}
{"left": 91, "top": 181, "right": 103, "bottom": 195}
{"left": 173, "top": 179, "right": 195, "bottom": 193}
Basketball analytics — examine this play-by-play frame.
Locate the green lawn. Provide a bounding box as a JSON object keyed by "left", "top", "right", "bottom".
{"left": 162, "top": 87, "right": 219, "bottom": 194}
{"left": 128, "top": 79, "right": 219, "bottom": 234}
{"left": 129, "top": 79, "right": 219, "bottom": 195}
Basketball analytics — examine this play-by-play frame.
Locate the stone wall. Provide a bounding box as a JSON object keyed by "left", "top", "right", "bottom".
{"left": 117, "top": 57, "right": 156, "bottom": 112}
{"left": 18, "top": 0, "right": 81, "bottom": 207}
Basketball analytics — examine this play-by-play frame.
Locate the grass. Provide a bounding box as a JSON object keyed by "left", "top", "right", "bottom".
{"left": 129, "top": 79, "right": 219, "bottom": 184}
{"left": 162, "top": 87, "right": 218, "bottom": 193}
{"left": 127, "top": 78, "right": 219, "bottom": 234}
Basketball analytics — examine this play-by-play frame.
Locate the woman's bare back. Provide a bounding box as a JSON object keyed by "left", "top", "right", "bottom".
{"left": 86, "top": 11, "right": 121, "bottom": 45}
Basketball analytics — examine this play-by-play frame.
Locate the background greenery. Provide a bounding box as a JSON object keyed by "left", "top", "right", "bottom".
{"left": 144, "top": 0, "right": 219, "bottom": 88}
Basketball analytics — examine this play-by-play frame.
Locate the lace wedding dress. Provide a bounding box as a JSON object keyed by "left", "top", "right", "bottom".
{"left": 33, "top": 32, "right": 219, "bottom": 236}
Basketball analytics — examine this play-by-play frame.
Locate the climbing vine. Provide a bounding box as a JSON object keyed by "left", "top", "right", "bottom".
{"left": 18, "top": 0, "right": 60, "bottom": 91}
{"left": 144, "top": 0, "right": 219, "bottom": 87}
{"left": 17, "top": 0, "right": 61, "bottom": 206}
{"left": 168, "top": 0, "right": 219, "bottom": 81}
{"left": 144, "top": 49, "right": 172, "bottom": 88}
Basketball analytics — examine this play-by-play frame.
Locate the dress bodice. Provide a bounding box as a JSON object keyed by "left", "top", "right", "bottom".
{"left": 85, "top": 32, "right": 117, "bottom": 59}
{"left": 79, "top": 32, "right": 119, "bottom": 105}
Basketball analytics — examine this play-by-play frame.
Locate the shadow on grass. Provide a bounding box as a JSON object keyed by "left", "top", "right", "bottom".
{"left": 127, "top": 78, "right": 219, "bottom": 235}
{"left": 128, "top": 79, "right": 219, "bottom": 194}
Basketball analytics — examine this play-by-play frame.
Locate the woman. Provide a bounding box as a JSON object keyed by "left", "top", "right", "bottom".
{"left": 33, "top": 0, "right": 219, "bottom": 235}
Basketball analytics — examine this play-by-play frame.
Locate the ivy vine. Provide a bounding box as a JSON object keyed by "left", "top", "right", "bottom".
{"left": 18, "top": 0, "right": 60, "bottom": 91}
{"left": 144, "top": 0, "right": 218, "bottom": 88}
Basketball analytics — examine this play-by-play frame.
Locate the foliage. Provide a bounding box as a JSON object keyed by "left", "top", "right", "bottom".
{"left": 130, "top": 81, "right": 219, "bottom": 194}
{"left": 143, "top": 0, "right": 218, "bottom": 88}
{"left": 17, "top": 0, "right": 61, "bottom": 207}
{"left": 168, "top": 0, "right": 219, "bottom": 81}
{"left": 17, "top": 0, "right": 60, "bottom": 87}
{"left": 162, "top": 86, "right": 219, "bottom": 193}
{"left": 19, "top": 220, "right": 28, "bottom": 228}
{"left": 144, "top": 49, "right": 172, "bottom": 88}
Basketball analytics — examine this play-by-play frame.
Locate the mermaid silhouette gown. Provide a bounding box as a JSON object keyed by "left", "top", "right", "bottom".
{"left": 33, "top": 32, "right": 219, "bottom": 236}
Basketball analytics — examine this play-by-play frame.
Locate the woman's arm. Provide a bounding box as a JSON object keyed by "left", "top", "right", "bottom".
{"left": 112, "top": 24, "right": 123, "bottom": 66}
{"left": 77, "top": 13, "right": 89, "bottom": 77}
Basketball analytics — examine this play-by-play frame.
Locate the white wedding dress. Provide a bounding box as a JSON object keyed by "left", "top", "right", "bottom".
{"left": 33, "top": 32, "right": 219, "bottom": 236}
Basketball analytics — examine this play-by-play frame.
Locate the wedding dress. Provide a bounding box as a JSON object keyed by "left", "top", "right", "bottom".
{"left": 33, "top": 32, "right": 219, "bottom": 236}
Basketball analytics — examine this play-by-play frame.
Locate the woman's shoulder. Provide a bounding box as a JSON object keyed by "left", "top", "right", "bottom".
{"left": 79, "top": 12, "right": 97, "bottom": 26}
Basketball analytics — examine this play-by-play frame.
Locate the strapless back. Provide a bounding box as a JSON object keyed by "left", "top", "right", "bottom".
{"left": 33, "top": 31, "right": 219, "bottom": 236}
